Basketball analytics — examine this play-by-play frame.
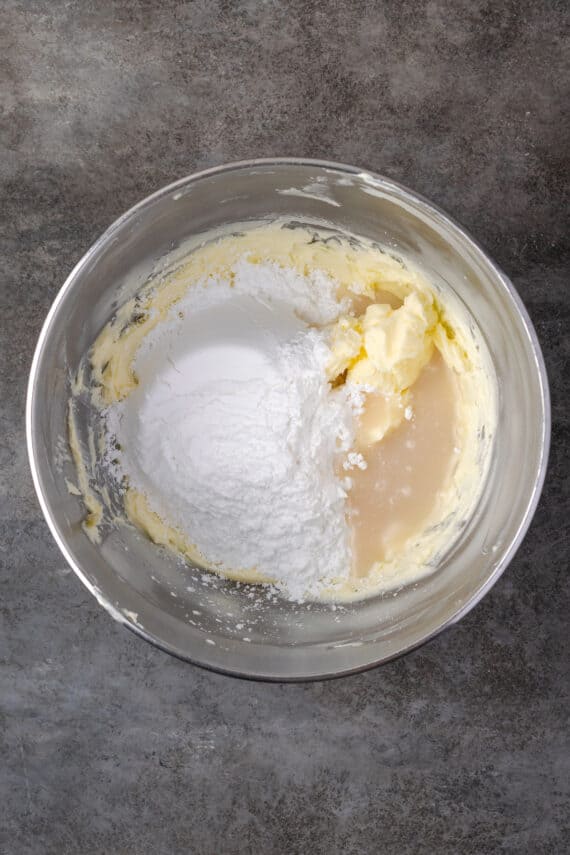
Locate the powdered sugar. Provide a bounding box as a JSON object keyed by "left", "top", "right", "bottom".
{"left": 105, "top": 259, "right": 361, "bottom": 601}
{"left": 171, "top": 255, "right": 349, "bottom": 326}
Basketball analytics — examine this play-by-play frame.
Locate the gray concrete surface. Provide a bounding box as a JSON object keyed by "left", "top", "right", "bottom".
{"left": 1, "top": 1, "right": 568, "bottom": 852}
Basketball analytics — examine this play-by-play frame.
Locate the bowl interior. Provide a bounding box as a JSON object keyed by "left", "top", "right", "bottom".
{"left": 27, "top": 160, "right": 549, "bottom": 679}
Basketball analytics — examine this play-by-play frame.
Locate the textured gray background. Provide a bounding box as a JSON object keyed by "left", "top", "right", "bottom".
{"left": 1, "top": 1, "right": 568, "bottom": 853}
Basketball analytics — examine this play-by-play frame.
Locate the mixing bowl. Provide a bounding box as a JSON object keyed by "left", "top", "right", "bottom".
{"left": 26, "top": 158, "right": 550, "bottom": 680}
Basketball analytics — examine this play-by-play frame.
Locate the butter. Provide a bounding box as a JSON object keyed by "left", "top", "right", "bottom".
{"left": 327, "top": 289, "right": 438, "bottom": 441}
{"left": 327, "top": 315, "right": 363, "bottom": 378}
{"left": 352, "top": 292, "right": 436, "bottom": 391}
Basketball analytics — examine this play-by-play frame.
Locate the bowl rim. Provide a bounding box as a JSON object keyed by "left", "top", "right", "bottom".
{"left": 26, "top": 156, "right": 551, "bottom": 681}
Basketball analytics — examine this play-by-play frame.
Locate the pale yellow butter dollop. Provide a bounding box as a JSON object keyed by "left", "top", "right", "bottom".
{"left": 327, "top": 291, "right": 438, "bottom": 441}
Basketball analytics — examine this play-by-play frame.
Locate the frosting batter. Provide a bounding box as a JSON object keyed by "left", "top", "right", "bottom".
{"left": 68, "top": 221, "right": 497, "bottom": 602}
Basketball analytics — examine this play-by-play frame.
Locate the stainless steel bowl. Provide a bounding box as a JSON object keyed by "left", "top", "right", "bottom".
{"left": 26, "top": 158, "right": 550, "bottom": 680}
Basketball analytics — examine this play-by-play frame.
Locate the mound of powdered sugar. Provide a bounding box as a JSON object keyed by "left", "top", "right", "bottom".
{"left": 105, "top": 259, "right": 363, "bottom": 601}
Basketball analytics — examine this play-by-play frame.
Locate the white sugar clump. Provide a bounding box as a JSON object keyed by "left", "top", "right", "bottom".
{"left": 106, "top": 260, "right": 361, "bottom": 601}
